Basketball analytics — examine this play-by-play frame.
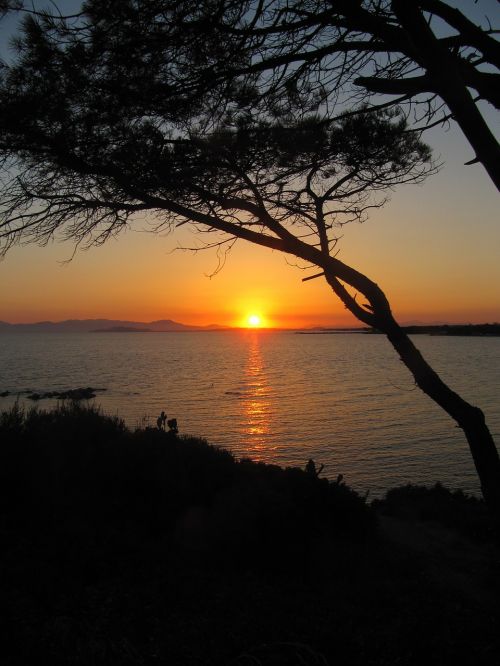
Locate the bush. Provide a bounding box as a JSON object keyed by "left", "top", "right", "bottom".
{"left": 373, "top": 483, "right": 494, "bottom": 541}
{"left": 0, "top": 403, "right": 374, "bottom": 569}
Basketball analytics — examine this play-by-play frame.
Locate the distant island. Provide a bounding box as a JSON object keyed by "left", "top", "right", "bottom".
{"left": 0, "top": 318, "right": 227, "bottom": 333}
{"left": 92, "top": 326, "right": 153, "bottom": 333}
{"left": 368, "top": 323, "right": 500, "bottom": 337}
{"left": 296, "top": 323, "right": 500, "bottom": 336}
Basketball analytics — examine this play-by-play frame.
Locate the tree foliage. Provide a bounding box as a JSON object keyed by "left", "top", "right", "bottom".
{"left": 0, "top": 1, "right": 433, "bottom": 256}
{"left": 193, "top": 0, "right": 500, "bottom": 187}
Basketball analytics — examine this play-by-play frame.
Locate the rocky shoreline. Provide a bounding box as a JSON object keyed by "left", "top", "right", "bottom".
{"left": 0, "top": 386, "right": 106, "bottom": 400}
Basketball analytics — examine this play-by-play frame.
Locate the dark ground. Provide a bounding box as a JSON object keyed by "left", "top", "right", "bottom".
{"left": 1, "top": 404, "right": 499, "bottom": 665}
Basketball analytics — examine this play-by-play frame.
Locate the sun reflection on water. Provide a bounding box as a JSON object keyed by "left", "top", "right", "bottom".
{"left": 242, "top": 333, "right": 274, "bottom": 458}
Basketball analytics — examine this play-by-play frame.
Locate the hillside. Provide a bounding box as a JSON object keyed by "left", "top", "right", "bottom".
{"left": 0, "top": 318, "right": 225, "bottom": 333}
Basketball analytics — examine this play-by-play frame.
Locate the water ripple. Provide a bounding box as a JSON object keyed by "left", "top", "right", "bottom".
{"left": 1, "top": 330, "right": 499, "bottom": 496}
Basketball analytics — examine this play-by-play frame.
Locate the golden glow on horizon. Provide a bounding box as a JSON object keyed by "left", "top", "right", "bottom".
{"left": 1, "top": 167, "right": 499, "bottom": 328}
{"left": 247, "top": 314, "right": 262, "bottom": 328}
{"left": 234, "top": 308, "right": 272, "bottom": 328}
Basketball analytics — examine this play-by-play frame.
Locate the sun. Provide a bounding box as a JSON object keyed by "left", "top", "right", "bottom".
{"left": 247, "top": 314, "right": 262, "bottom": 328}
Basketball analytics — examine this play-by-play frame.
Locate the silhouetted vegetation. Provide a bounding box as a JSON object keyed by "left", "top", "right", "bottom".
{"left": 1, "top": 404, "right": 499, "bottom": 666}
{"left": 373, "top": 483, "right": 495, "bottom": 543}
{"left": 0, "top": 402, "right": 373, "bottom": 566}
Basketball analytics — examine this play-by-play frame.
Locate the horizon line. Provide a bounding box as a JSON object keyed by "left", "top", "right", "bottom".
{"left": 1, "top": 317, "right": 499, "bottom": 330}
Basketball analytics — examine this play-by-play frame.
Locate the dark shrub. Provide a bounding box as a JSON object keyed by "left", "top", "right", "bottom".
{"left": 373, "top": 483, "right": 494, "bottom": 541}
{"left": 0, "top": 403, "right": 374, "bottom": 568}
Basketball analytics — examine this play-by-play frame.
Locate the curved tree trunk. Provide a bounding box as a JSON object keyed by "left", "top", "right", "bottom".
{"left": 385, "top": 322, "right": 500, "bottom": 514}
{"left": 214, "top": 218, "right": 500, "bottom": 514}
{"left": 320, "top": 261, "right": 500, "bottom": 516}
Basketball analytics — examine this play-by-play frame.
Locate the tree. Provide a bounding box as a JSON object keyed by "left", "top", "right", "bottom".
{"left": 4, "top": 1, "right": 498, "bottom": 186}
{"left": 200, "top": 0, "right": 500, "bottom": 189}
{"left": 0, "top": 1, "right": 499, "bottom": 513}
{"left": 0, "top": 0, "right": 21, "bottom": 17}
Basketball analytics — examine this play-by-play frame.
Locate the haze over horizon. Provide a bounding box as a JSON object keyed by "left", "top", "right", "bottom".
{"left": 1, "top": 315, "right": 498, "bottom": 331}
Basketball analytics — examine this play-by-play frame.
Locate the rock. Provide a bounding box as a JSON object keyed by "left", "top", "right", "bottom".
{"left": 26, "top": 387, "right": 105, "bottom": 401}
{"left": 59, "top": 387, "right": 96, "bottom": 400}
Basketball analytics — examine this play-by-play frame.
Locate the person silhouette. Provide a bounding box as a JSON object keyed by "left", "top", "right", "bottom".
{"left": 157, "top": 411, "right": 167, "bottom": 430}
{"left": 305, "top": 459, "right": 324, "bottom": 477}
{"left": 167, "top": 418, "right": 178, "bottom": 434}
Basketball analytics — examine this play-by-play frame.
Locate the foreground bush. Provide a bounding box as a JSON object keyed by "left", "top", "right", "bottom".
{"left": 0, "top": 403, "right": 373, "bottom": 570}
{"left": 2, "top": 404, "right": 499, "bottom": 666}
{"left": 373, "top": 482, "right": 493, "bottom": 542}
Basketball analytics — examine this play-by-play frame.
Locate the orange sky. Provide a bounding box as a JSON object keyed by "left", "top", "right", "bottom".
{"left": 1, "top": 124, "right": 499, "bottom": 328}
{"left": 0, "top": 2, "right": 498, "bottom": 329}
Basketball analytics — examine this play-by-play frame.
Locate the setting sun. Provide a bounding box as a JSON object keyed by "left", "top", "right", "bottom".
{"left": 247, "top": 314, "right": 262, "bottom": 327}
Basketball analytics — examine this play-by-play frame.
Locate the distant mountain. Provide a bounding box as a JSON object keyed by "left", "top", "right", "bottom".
{"left": 92, "top": 326, "right": 153, "bottom": 333}
{"left": 0, "top": 319, "right": 227, "bottom": 333}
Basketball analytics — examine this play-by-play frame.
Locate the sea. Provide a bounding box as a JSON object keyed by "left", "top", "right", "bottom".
{"left": 1, "top": 330, "right": 499, "bottom": 497}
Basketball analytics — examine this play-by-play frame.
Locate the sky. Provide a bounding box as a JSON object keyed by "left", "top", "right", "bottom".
{"left": 0, "top": 1, "right": 498, "bottom": 328}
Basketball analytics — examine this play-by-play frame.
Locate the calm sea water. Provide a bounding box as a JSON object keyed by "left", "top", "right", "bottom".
{"left": 1, "top": 331, "right": 499, "bottom": 496}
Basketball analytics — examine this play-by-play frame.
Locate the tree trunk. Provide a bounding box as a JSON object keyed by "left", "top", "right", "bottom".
{"left": 385, "top": 322, "right": 500, "bottom": 515}
{"left": 320, "top": 262, "right": 500, "bottom": 516}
